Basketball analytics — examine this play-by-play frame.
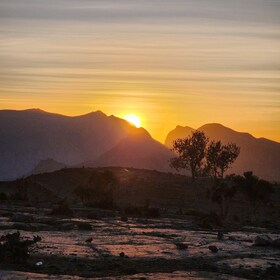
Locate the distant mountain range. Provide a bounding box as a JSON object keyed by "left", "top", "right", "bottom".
{"left": 0, "top": 109, "right": 170, "bottom": 180}
{"left": 0, "top": 109, "right": 279, "bottom": 181}
{"left": 165, "top": 124, "right": 280, "bottom": 181}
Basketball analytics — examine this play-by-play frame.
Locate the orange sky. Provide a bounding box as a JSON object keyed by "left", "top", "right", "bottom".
{"left": 0, "top": 0, "right": 279, "bottom": 143}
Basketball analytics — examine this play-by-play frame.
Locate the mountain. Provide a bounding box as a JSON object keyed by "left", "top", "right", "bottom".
{"left": 165, "top": 125, "right": 195, "bottom": 148}
{"left": 165, "top": 123, "right": 280, "bottom": 181}
{"left": 0, "top": 109, "right": 171, "bottom": 180}
{"left": 86, "top": 128, "right": 173, "bottom": 172}
{"left": 26, "top": 159, "right": 67, "bottom": 176}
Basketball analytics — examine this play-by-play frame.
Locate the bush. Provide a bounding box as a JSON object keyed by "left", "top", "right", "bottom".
{"left": 0, "top": 231, "right": 41, "bottom": 264}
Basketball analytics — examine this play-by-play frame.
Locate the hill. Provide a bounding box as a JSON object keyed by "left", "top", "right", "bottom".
{"left": 0, "top": 167, "right": 279, "bottom": 218}
{"left": 165, "top": 123, "right": 280, "bottom": 181}
{"left": 26, "top": 159, "right": 67, "bottom": 176}
{"left": 0, "top": 167, "right": 193, "bottom": 208}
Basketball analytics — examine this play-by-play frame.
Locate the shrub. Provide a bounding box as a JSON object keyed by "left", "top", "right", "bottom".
{"left": 0, "top": 231, "right": 41, "bottom": 264}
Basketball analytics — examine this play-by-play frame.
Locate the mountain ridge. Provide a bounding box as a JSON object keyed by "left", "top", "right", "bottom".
{"left": 0, "top": 109, "right": 162, "bottom": 180}
{"left": 1, "top": 109, "right": 279, "bottom": 181}
{"left": 165, "top": 123, "right": 280, "bottom": 181}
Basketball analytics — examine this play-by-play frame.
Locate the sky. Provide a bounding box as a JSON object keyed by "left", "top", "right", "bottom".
{"left": 0, "top": 0, "right": 279, "bottom": 143}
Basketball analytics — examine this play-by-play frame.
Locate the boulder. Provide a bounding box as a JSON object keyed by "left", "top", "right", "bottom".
{"left": 228, "top": 236, "right": 236, "bottom": 241}
{"left": 33, "top": 216, "right": 58, "bottom": 225}
{"left": 119, "top": 252, "right": 128, "bottom": 258}
{"left": 121, "top": 215, "right": 128, "bottom": 222}
{"left": 174, "top": 242, "right": 188, "bottom": 250}
{"left": 272, "top": 238, "right": 280, "bottom": 248}
{"left": 11, "top": 214, "right": 33, "bottom": 223}
{"left": 59, "top": 223, "right": 75, "bottom": 231}
{"left": 30, "top": 223, "right": 53, "bottom": 231}
{"left": 77, "top": 222, "right": 92, "bottom": 231}
{"left": 208, "top": 245, "right": 218, "bottom": 253}
{"left": 254, "top": 235, "right": 273, "bottom": 246}
{"left": 11, "top": 223, "right": 32, "bottom": 231}
{"left": 217, "top": 232, "right": 224, "bottom": 240}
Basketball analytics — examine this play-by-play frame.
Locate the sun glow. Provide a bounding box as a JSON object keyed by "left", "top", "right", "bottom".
{"left": 123, "top": 114, "right": 141, "bottom": 128}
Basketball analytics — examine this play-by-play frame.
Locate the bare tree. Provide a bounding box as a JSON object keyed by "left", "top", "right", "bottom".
{"left": 170, "top": 131, "right": 208, "bottom": 182}
{"left": 206, "top": 141, "right": 240, "bottom": 179}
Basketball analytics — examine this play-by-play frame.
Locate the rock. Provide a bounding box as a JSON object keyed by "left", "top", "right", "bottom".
{"left": 1, "top": 212, "right": 13, "bottom": 218}
{"left": 174, "top": 242, "right": 188, "bottom": 250}
{"left": 266, "top": 266, "right": 280, "bottom": 276}
{"left": 199, "top": 220, "right": 213, "bottom": 230}
{"left": 11, "top": 214, "right": 33, "bottom": 223}
{"left": 254, "top": 235, "right": 273, "bottom": 246}
{"left": 35, "top": 261, "right": 43, "bottom": 266}
{"left": 33, "top": 216, "right": 57, "bottom": 225}
{"left": 208, "top": 245, "right": 218, "bottom": 253}
{"left": 162, "top": 251, "right": 173, "bottom": 255}
{"left": 0, "top": 224, "right": 13, "bottom": 230}
{"left": 50, "top": 204, "right": 73, "bottom": 217}
{"left": 272, "top": 238, "right": 280, "bottom": 248}
{"left": 86, "top": 237, "right": 93, "bottom": 243}
{"left": 77, "top": 222, "right": 92, "bottom": 231}
{"left": 12, "top": 223, "right": 32, "bottom": 231}
{"left": 59, "top": 223, "right": 75, "bottom": 231}
{"left": 119, "top": 252, "right": 128, "bottom": 258}
{"left": 30, "top": 223, "right": 53, "bottom": 231}
{"left": 228, "top": 236, "right": 236, "bottom": 241}
{"left": 217, "top": 232, "right": 224, "bottom": 240}
{"left": 121, "top": 215, "right": 128, "bottom": 222}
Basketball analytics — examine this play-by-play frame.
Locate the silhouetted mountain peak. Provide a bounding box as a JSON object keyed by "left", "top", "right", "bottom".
{"left": 127, "top": 127, "right": 151, "bottom": 138}
{"left": 175, "top": 125, "right": 195, "bottom": 131}
{"left": 87, "top": 110, "right": 107, "bottom": 117}
{"left": 24, "top": 108, "right": 44, "bottom": 112}
{"left": 75, "top": 110, "right": 107, "bottom": 119}
{"left": 198, "top": 123, "right": 227, "bottom": 130}
{"left": 0, "top": 108, "right": 45, "bottom": 115}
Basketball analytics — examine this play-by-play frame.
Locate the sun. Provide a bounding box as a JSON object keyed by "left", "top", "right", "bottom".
{"left": 123, "top": 114, "right": 141, "bottom": 128}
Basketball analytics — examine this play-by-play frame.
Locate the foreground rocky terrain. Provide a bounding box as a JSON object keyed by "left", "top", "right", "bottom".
{"left": 0, "top": 204, "right": 279, "bottom": 279}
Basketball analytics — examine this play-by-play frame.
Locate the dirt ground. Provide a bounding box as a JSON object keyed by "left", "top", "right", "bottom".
{"left": 0, "top": 205, "right": 279, "bottom": 279}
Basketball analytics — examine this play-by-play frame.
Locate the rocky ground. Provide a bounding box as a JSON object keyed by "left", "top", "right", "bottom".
{"left": 0, "top": 204, "right": 279, "bottom": 279}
